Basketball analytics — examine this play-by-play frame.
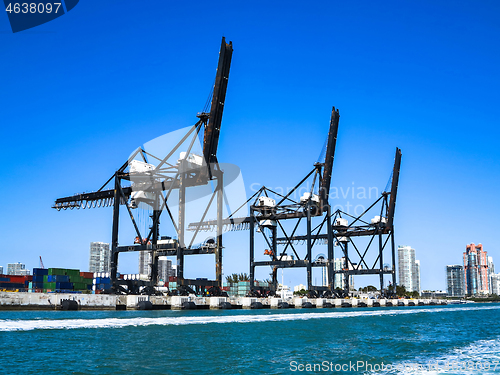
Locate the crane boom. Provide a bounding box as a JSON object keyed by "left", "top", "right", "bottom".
{"left": 203, "top": 37, "right": 233, "bottom": 167}
{"left": 387, "top": 147, "right": 402, "bottom": 229}
{"left": 319, "top": 106, "right": 340, "bottom": 209}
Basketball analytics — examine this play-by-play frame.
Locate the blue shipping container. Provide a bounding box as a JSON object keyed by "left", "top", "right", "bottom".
{"left": 56, "top": 282, "right": 73, "bottom": 289}
{"left": 0, "top": 282, "right": 25, "bottom": 289}
{"left": 0, "top": 277, "right": 10, "bottom": 282}
{"left": 32, "top": 275, "right": 44, "bottom": 282}
{"left": 33, "top": 268, "right": 48, "bottom": 276}
{"left": 95, "top": 277, "right": 111, "bottom": 284}
{"left": 48, "top": 275, "right": 70, "bottom": 283}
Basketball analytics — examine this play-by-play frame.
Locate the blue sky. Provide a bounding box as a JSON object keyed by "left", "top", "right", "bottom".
{"left": 1, "top": 1, "right": 499, "bottom": 290}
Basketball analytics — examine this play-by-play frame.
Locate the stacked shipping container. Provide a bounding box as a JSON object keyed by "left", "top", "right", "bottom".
{"left": 93, "top": 273, "right": 111, "bottom": 292}
{"left": 0, "top": 274, "right": 32, "bottom": 291}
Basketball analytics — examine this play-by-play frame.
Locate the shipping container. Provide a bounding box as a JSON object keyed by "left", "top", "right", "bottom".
{"left": 44, "top": 275, "right": 70, "bottom": 283}
{"left": 44, "top": 282, "right": 56, "bottom": 289}
{"left": 69, "top": 275, "right": 81, "bottom": 283}
{"left": 48, "top": 268, "right": 65, "bottom": 276}
{"left": 65, "top": 269, "right": 80, "bottom": 277}
{"left": 33, "top": 268, "right": 48, "bottom": 276}
{"left": 47, "top": 268, "right": 80, "bottom": 277}
{"left": 0, "top": 282, "right": 25, "bottom": 290}
{"left": 80, "top": 271, "right": 93, "bottom": 279}
{"left": 95, "top": 277, "right": 111, "bottom": 284}
{"left": 8, "top": 276, "right": 27, "bottom": 283}
{"left": 73, "top": 282, "right": 87, "bottom": 290}
{"left": 58, "top": 282, "right": 73, "bottom": 289}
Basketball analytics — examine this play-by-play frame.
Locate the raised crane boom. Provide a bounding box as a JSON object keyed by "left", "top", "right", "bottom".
{"left": 53, "top": 38, "right": 232, "bottom": 210}
{"left": 387, "top": 147, "right": 402, "bottom": 229}
{"left": 203, "top": 37, "right": 233, "bottom": 167}
{"left": 319, "top": 106, "right": 340, "bottom": 209}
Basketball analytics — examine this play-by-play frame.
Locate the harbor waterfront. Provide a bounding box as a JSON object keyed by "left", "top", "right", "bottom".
{"left": 0, "top": 292, "right": 449, "bottom": 310}
{"left": 1, "top": 303, "right": 499, "bottom": 374}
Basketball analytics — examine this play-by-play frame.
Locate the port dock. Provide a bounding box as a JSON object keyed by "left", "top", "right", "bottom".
{"left": 0, "top": 292, "right": 447, "bottom": 310}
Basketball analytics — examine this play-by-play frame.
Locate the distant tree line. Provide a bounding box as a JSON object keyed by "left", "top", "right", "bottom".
{"left": 225, "top": 273, "right": 250, "bottom": 283}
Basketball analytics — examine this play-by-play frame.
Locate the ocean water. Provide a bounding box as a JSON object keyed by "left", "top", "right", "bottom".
{"left": 1, "top": 303, "right": 500, "bottom": 374}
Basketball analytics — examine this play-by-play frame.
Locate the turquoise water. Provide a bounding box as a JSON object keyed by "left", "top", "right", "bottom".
{"left": 1, "top": 304, "right": 500, "bottom": 374}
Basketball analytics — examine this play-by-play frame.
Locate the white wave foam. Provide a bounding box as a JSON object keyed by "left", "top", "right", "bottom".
{"left": 369, "top": 335, "right": 500, "bottom": 374}
{"left": 0, "top": 305, "right": 499, "bottom": 332}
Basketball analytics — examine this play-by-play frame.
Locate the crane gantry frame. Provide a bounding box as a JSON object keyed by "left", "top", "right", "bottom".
{"left": 53, "top": 38, "right": 402, "bottom": 297}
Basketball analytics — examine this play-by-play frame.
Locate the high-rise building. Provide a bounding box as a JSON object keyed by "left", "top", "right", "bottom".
{"left": 333, "top": 257, "right": 355, "bottom": 290}
{"left": 414, "top": 260, "right": 421, "bottom": 293}
{"left": 158, "top": 257, "right": 174, "bottom": 282}
{"left": 463, "top": 243, "right": 489, "bottom": 295}
{"left": 490, "top": 274, "right": 500, "bottom": 296}
{"left": 0, "top": 266, "right": 3, "bottom": 274}
{"left": 89, "top": 242, "right": 111, "bottom": 273}
{"left": 7, "top": 262, "right": 30, "bottom": 275}
{"left": 488, "top": 256, "right": 495, "bottom": 294}
{"left": 138, "top": 251, "right": 152, "bottom": 276}
{"left": 398, "top": 245, "right": 420, "bottom": 293}
{"left": 139, "top": 253, "right": 174, "bottom": 283}
{"left": 314, "top": 254, "right": 328, "bottom": 287}
{"left": 446, "top": 265, "right": 465, "bottom": 297}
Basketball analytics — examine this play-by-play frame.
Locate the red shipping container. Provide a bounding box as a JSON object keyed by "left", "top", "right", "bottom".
{"left": 80, "top": 272, "right": 93, "bottom": 279}
{"left": 8, "top": 276, "right": 25, "bottom": 283}
{"left": 169, "top": 276, "right": 177, "bottom": 282}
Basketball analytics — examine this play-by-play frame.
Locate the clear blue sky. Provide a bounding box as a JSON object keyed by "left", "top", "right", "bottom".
{"left": 1, "top": 0, "right": 499, "bottom": 291}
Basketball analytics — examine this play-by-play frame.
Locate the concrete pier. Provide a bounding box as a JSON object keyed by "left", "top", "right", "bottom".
{"left": 0, "top": 292, "right": 447, "bottom": 311}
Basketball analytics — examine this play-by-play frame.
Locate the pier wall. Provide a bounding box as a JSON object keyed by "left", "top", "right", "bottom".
{"left": 0, "top": 292, "right": 447, "bottom": 310}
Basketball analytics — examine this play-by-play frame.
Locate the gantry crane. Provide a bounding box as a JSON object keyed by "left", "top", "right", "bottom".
{"left": 53, "top": 37, "right": 233, "bottom": 294}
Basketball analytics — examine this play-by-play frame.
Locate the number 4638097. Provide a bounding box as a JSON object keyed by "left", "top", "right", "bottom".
{"left": 5, "top": 3, "right": 62, "bottom": 14}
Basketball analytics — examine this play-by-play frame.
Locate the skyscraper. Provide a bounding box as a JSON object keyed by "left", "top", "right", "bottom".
{"left": 398, "top": 245, "right": 420, "bottom": 293}
{"left": 7, "top": 262, "right": 30, "bottom": 275}
{"left": 89, "top": 242, "right": 111, "bottom": 273}
{"left": 446, "top": 265, "right": 465, "bottom": 297}
{"left": 488, "top": 256, "right": 495, "bottom": 294}
{"left": 463, "top": 243, "right": 489, "bottom": 295}
{"left": 138, "top": 253, "right": 174, "bottom": 283}
{"left": 0, "top": 266, "right": 3, "bottom": 274}
{"left": 414, "top": 260, "right": 421, "bottom": 293}
{"left": 314, "top": 254, "right": 328, "bottom": 287}
{"left": 138, "top": 251, "right": 152, "bottom": 276}
{"left": 333, "top": 257, "right": 355, "bottom": 290}
{"left": 158, "top": 257, "right": 174, "bottom": 282}
{"left": 491, "top": 274, "right": 500, "bottom": 296}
